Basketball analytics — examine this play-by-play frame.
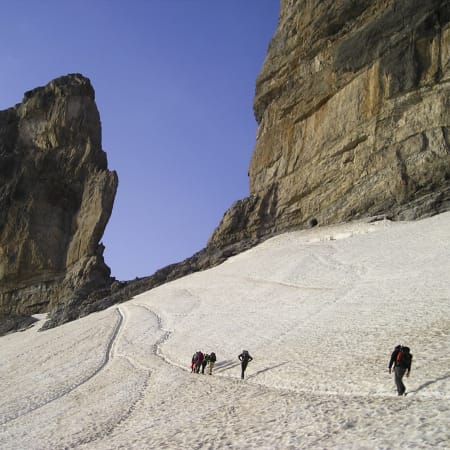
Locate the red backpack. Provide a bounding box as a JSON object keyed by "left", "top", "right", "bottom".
{"left": 396, "top": 346, "right": 411, "bottom": 366}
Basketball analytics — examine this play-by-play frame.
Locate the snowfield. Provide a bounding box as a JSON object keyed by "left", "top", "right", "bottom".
{"left": 1, "top": 212, "right": 449, "bottom": 449}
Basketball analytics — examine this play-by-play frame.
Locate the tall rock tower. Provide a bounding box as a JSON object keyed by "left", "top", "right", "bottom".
{"left": 0, "top": 74, "right": 118, "bottom": 325}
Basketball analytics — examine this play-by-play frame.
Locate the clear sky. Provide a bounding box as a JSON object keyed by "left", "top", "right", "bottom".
{"left": 0, "top": 1, "right": 280, "bottom": 281}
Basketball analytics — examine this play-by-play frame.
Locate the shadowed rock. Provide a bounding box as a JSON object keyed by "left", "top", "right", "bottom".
{"left": 0, "top": 74, "right": 118, "bottom": 333}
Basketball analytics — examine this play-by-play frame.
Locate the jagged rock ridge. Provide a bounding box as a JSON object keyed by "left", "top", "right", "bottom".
{"left": 210, "top": 0, "right": 450, "bottom": 247}
{"left": 0, "top": 74, "right": 118, "bottom": 333}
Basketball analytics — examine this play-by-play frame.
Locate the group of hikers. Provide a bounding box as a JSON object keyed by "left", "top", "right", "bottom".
{"left": 191, "top": 351, "right": 217, "bottom": 375}
{"left": 191, "top": 345, "right": 412, "bottom": 394}
{"left": 191, "top": 349, "right": 254, "bottom": 379}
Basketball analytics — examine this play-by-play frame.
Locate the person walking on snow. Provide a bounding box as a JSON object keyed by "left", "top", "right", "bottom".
{"left": 389, "top": 345, "right": 412, "bottom": 396}
{"left": 191, "top": 352, "right": 198, "bottom": 372}
{"left": 201, "top": 354, "right": 209, "bottom": 374}
{"left": 238, "top": 350, "right": 253, "bottom": 379}
{"left": 195, "top": 351, "right": 204, "bottom": 373}
{"left": 209, "top": 352, "right": 217, "bottom": 375}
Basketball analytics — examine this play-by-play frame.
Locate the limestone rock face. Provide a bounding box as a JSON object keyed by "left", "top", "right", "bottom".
{"left": 0, "top": 74, "right": 118, "bottom": 321}
{"left": 210, "top": 0, "right": 450, "bottom": 247}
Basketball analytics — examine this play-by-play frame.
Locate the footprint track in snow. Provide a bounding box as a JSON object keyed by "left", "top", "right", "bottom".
{"left": 0, "top": 308, "right": 123, "bottom": 426}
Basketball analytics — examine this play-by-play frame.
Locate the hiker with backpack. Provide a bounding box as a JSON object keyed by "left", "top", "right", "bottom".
{"left": 195, "top": 350, "right": 204, "bottom": 373}
{"left": 238, "top": 350, "right": 253, "bottom": 380}
{"left": 388, "top": 345, "right": 413, "bottom": 396}
{"left": 209, "top": 352, "right": 217, "bottom": 375}
{"left": 201, "top": 354, "right": 210, "bottom": 374}
{"left": 191, "top": 352, "right": 198, "bottom": 372}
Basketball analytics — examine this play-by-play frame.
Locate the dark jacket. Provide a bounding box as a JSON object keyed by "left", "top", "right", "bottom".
{"left": 389, "top": 346, "right": 412, "bottom": 373}
{"left": 388, "top": 345, "right": 402, "bottom": 370}
{"left": 239, "top": 351, "right": 253, "bottom": 363}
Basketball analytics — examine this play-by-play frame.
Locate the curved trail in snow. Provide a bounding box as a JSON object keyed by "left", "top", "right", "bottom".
{"left": 111, "top": 305, "right": 153, "bottom": 373}
{"left": 0, "top": 308, "right": 124, "bottom": 427}
{"left": 72, "top": 306, "right": 153, "bottom": 449}
{"left": 132, "top": 302, "right": 187, "bottom": 371}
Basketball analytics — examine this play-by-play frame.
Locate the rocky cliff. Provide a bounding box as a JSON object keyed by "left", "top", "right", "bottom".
{"left": 4, "top": 1, "right": 450, "bottom": 331}
{"left": 210, "top": 0, "right": 450, "bottom": 247}
{"left": 0, "top": 74, "right": 118, "bottom": 332}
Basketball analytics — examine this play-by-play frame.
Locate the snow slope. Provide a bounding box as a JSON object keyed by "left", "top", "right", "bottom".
{"left": 1, "top": 213, "right": 449, "bottom": 449}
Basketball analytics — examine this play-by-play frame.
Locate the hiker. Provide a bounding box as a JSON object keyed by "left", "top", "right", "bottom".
{"left": 389, "top": 345, "right": 413, "bottom": 396}
{"left": 191, "top": 352, "right": 198, "bottom": 372}
{"left": 238, "top": 350, "right": 253, "bottom": 379}
{"left": 195, "top": 350, "right": 204, "bottom": 373}
{"left": 201, "top": 354, "right": 210, "bottom": 374}
{"left": 209, "top": 351, "right": 217, "bottom": 375}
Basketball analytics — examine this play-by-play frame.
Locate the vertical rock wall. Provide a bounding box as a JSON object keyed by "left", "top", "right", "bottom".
{"left": 210, "top": 0, "right": 450, "bottom": 247}
{"left": 0, "top": 74, "right": 118, "bottom": 318}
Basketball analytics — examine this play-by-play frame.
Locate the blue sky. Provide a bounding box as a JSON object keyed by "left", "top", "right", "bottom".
{"left": 1, "top": 1, "right": 279, "bottom": 280}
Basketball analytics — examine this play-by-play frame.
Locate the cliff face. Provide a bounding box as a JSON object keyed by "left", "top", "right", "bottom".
{"left": 210, "top": 0, "right": 450, "bottom": 247}
{"left": 4, "top": 2, "right": 450, "bottom": 330}
{"left": 0, "top": 74, "right": 118, "bottom": 324}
